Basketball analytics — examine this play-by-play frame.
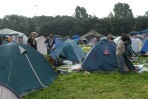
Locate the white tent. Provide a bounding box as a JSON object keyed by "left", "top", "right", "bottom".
{"left": 0, "top": 28, "right": 28, "bottom": 44}
{"left": 131, "top": 38, "right": 143, "bottom": 52}
{"left": 35, "top": 36, "right": 47, "bottom": 55}
{"left": 0, "top": 84, "right": 20, "bottom": 99}
{"left": 114, "top": 36, "right": 143, "bottom": 52}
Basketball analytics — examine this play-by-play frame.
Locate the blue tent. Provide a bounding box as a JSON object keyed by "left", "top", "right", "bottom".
{"left": 140, "top": 39, "right": 148, "bottom": 53}
{"left": 81, "top": 39, "right": 135, "bottom": 71}
{"left": 52, "top": 39, "right": 85, "bottom": 62}
{"left": 72, "top": 35, "right": 80, "bottom": 43}
{"left": 128, "top": 31, "right": 139, "bottom": 36}
{"left": 139, "top": 29, "right": 148, "bottom": 34}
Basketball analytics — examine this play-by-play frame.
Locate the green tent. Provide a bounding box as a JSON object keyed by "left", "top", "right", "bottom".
{"left": 0, "top": 43, "right": 57, "bottom": 95}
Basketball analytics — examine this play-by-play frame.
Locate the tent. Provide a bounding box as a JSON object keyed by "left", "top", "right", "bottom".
{"left": 53, "top": 39, "right": 86, "bottom": 62}
{"left": 0, "top": 28, "right": 24, "bottom": 36}
{"left": 81, "top": 39, "right": 135, "bottom": 71}
{"left": 114, "top": 36, "right": 143, "bottom": 53}
{"left": 0, "top": 83, "right": 20, "bottom": 99}
{"left": 80, "top": 29, "right": 104, "bottom": 42}
{"left": 0, "top": 43, "right": 57, "bottom": 95}
{"left": 0, "top": 28, "right": 28, "bottom": 44}
{"left": 35, "top": 36, "right": 47, "bottom": 55}
{"left": 128, "top": 31, "right": 139, "bottom": 36}
{"left": 139, "top": 29, "right": 148, "bottom": 34}
{"left": 131, "top": 38, "right": 143, "bottom": 52}
{"left": 72, "top": 35, "right": 80, "bottom": 43}
{"left": 140, "top": 39, "right": 148, "bottom": 54}
{"left": 35, "top": 37, "right": 85, "bottom": 62}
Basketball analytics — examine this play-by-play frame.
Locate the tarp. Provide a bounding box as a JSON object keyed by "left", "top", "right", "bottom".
{"left": 35, "top": 36, "right": 47, "bottom": 55}
{"left": 0, "top": 43, "right": 57, "bottom": 95}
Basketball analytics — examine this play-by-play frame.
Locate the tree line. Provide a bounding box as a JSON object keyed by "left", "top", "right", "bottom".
{"left": 0, "top": 2, "right": 148, "bottom": 37}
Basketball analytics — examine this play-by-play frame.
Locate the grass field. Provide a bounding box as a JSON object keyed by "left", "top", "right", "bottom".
{"left": 24, "top": 46, "right": 148, "bottom": 99}
{"left": 24, "top": 72, "right": 148, "bottom": 99}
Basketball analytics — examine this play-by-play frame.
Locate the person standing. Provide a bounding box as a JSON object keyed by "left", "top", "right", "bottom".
{"left": 27, "top": 32, "right": 38, "bottom": 50}
{"left": 0, "top": 36, "right": 2, "bottom": 45}
{"left": 116, "top": 36, "right": 128, "bottom": 73}
{"left": 94, "top": 36, "right": 100, "bottom": 45}
{"left": 43, "top": 33, "right": 56, "bottom": 56}
{"left": 125, "top": 34, "right": 133, "bottom": 58}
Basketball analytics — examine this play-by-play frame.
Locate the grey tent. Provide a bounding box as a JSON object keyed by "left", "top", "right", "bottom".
{"left": 80, "top": 29, "right": 104, "bottom": 42}
{"left": 0, "top": 28, "right": 28, "bottom": 44}
{"left": 0, "top": 28, "right": 24, "bottom": 36}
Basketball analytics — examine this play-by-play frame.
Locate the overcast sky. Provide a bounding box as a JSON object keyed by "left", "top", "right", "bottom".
{"left": 0, "top": 0, "right": 148, "bottom": 18}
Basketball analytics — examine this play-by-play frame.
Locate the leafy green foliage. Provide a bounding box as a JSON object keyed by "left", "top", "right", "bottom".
{"left": 113, "top": 3, "right": 133, "bottom": 18}
{"left": 0, "top": 4, "right": 148, "bottom": 37}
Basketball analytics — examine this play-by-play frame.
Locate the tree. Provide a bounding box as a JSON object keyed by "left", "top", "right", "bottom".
{"left": 113, "top": 3, "right": 133, "bottom": 18}
{"left": 2, "top": 15, "right": 29, "bottom": 34}
{"left": 74, "top": 6, "right": 88, "bottom": 20}
{"left": 145, "top": 11, "right": 148, "bottom": 16}
{"left": 108, "top": 12, "right": 114, "bottom": 18}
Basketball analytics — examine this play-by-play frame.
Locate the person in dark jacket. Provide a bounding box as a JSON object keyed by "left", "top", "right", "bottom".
{"left": 124, "top": 34, "right": 133, "bottom": 58}
{"left": 0, "top": 36, "right": 2, "bottom": 45}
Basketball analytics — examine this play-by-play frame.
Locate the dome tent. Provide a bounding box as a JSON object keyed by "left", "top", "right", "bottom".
{"left": 0, "top": 83, "right": 20, "bottom": 99}
{"left": 140, "top": 39, "right": 148, "bottom": 54}
{"left": 0, "top": 43, "right": 57, "bottom": 96}
{"left": 81, "top": 39, "right": 135, "bottom": 72}
{"left": 53, "top": 39, "right": 86, "bottom": 63}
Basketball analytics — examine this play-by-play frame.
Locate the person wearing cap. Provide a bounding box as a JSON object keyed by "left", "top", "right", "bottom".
{"left": 27, "top": 32, "right": 38, "bottom": 50}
